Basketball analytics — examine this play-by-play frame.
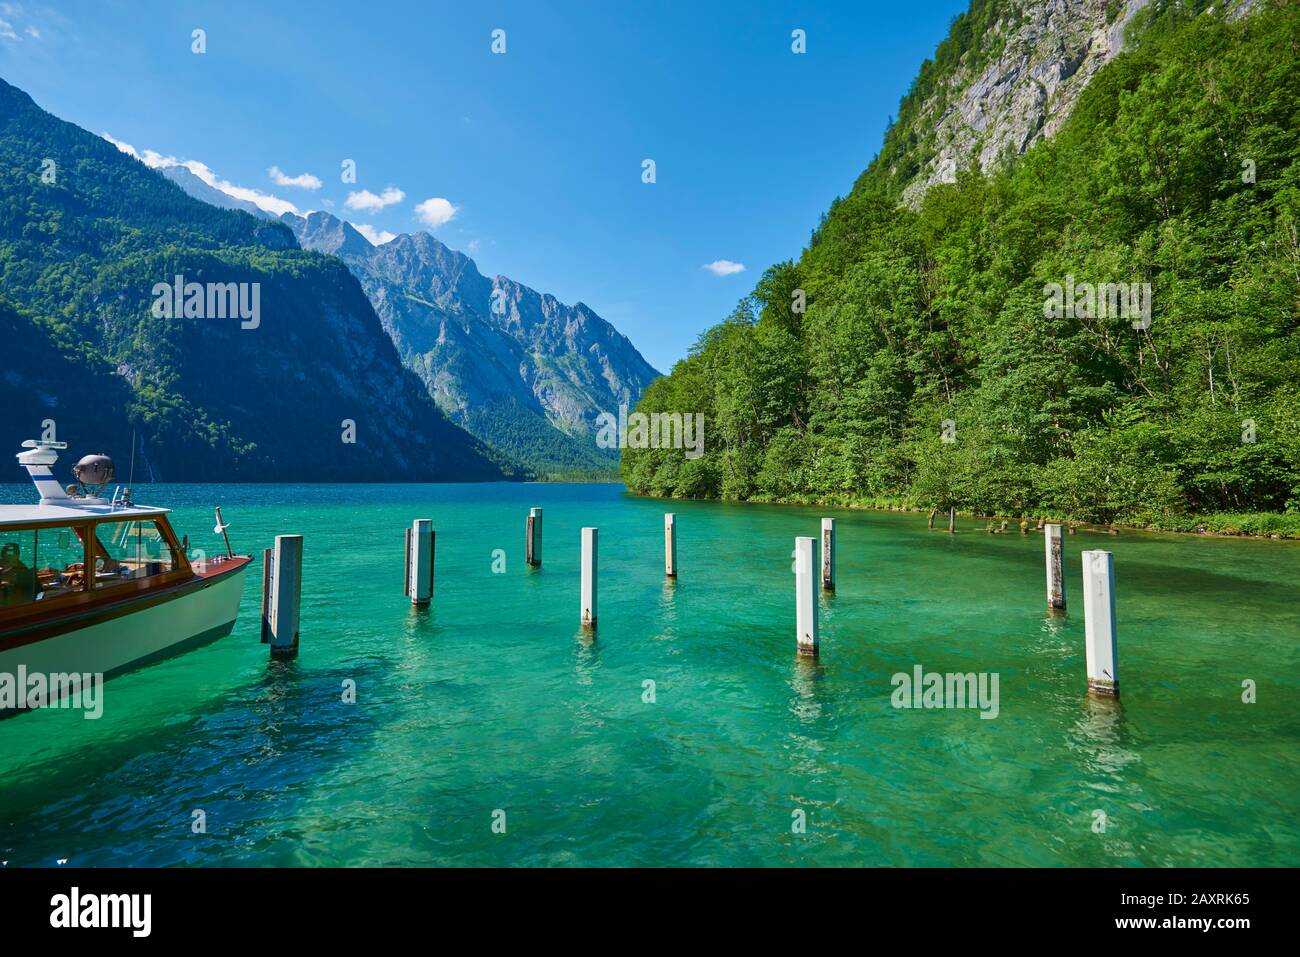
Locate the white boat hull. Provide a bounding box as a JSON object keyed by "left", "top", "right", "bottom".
{"left": 0, "top": 566, "right": 248, "bottom": 688}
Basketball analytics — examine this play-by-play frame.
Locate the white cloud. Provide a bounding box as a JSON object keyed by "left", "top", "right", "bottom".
{"left": 0, "top": 2, "right": 42, "bottom": 40}
{"left": 102, "top": 132, "right": 140, "bottom": 159}
{"left": 101, "top": 132, "right": 301, "bottom": 217}
{"left": 345, "top": 187, "right": 404, "bottom": 211}
{"left": 703, "top": 259, "right": 746, "bottom": 276}
{"left": 268, "top": 166, "right": 322, "bottom": 190}
{"left": 353, "top": 223, "right": 396, "bottom": 246}
{"left": 414, "top": 197, "right": 458, "bottom": 229}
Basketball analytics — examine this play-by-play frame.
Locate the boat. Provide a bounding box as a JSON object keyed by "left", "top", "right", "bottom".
{"left": 0, "top": 439, "right": 250, "bottom": 715}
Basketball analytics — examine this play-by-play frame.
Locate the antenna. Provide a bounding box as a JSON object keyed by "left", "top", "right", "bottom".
{"left": 214, "top": 507, "right": 234, "bottom": 558}
{"left": 121, "top": 429, "right": 137, "bottom": 506}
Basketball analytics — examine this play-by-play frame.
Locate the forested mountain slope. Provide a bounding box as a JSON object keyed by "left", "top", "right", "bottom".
{"left": 0, "top": 78, "right": 503, "bottom": 481}
{"left": 623, "top": 1, "right": 1299, "bottom": 534}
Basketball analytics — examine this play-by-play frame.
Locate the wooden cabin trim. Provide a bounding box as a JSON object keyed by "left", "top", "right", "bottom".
{"left": 1, "top": 512, "right": 236, "bottom": 633}
{"left": 0, "top": 554, "right": 250, "bottom": 651}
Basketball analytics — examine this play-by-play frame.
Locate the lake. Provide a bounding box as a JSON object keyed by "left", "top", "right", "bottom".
{"left": 1, "top": 482, "right": 1296, "bottom": 866}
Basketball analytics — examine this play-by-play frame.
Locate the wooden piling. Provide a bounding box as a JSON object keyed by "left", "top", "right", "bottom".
{"left": 664, "top": 513, "right": 677, "bottom": 578}
{"left": 1045, "top": 523, "right": 1066, "bottom": 613}
{"left": 580, "top": 527, "right": 598, "bottom": 628}
{"left": 260, "top": 546, "right": 273, "bottom": 643}
{"left": 1081, "top": 550, "right": 1119, "bottom": 696}
{"left": 526, "top": 507, "right": 542, "bottom": 567}
{"left": 820, "top": 518, "right": 835, "bottom": 592}
{"left": 795, "top": 536, "right": 818, "bottom": 656}
{"left": 407, "top": 519, "right": 434, "bottom": 606}
{"left": 267, "top": 534, "right": 303, "bottom": 660}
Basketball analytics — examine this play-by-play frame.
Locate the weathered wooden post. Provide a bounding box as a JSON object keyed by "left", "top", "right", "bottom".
{"left": 948, "top": 507, "right": 956, "bottom": 533}
{"left": 266, "top": 534, "right": 303, "bottom": 659}
{"left": 260, "top": 546, "right": 273, "bottom": 644}
{"left": 526, "top": 507, "right": 542, "bottom": 567}
{"left": 795, "top": 536, "right": 818, "bottom": 655}
{"left": 1081, "top": 550, "right": 1119, "bottom": 696}
{"left": 580, "top": 527, "right": 598, "bottom": 628}
{"left": 820, "top": 518, "right": 835, "bottom": 592}
{"left": 405, "top": 519, "right": 434, "bottom": 606}
{"left": 664, "top": 513, "right": 677, "bottom": 578}
{"left": 1045, "top": 523, "right": 1066, "bottom": 613}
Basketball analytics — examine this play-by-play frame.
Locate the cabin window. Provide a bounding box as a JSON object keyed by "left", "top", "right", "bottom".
{"left": 92, "top": 520, "right": 177, "bottom": 589}
{"left": 0, "top": 525, "right": 90, "bottom": 608}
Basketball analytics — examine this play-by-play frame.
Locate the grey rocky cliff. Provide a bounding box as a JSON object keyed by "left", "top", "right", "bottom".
{"left": 898, "top": 0, "right": 1260, "bottom": 207}
{"left": 285, "top": 212, "right": 660, "bottom": 474}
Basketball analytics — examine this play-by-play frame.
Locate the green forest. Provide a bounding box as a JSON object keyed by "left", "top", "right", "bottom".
{"left": 622, "top": 1, "right": 1300, "bottom": 536}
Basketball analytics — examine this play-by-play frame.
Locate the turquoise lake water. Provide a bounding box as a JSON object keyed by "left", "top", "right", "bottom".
{"left": 0, "top": 482, "right": 1296, "bottom": 867}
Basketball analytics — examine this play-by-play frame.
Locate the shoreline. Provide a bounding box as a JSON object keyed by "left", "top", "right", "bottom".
{"left": 624, "top": 490, "right": 1300, "bottom": 542}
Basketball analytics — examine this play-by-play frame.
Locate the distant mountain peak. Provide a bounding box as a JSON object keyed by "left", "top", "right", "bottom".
{"left": 283, "top": 210, "right": 659, "bottom": 476}
{"left": 281, "top": 209, "right": 376, "bottom": 260}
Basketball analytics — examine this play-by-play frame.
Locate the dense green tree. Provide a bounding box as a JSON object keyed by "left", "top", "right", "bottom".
{"left": 623, "top": 2, "right": 1300, "bottom": 534}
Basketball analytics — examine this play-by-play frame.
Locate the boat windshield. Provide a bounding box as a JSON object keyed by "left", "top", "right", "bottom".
{"left": 93, "top": 519, "right": 178, "bottom": 589}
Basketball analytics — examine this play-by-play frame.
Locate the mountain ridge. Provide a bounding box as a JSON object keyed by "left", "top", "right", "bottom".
{"left": 0, "top": 76, "right": 505, "bottom": 482}
{"left": 283, "top": 210, "right": 661, "bottom": 477}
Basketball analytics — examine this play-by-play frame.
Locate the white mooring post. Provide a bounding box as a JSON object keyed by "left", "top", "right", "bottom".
{"left": 795, "top": 536, "right": 818, "bottom": 656}
{"left": 580, "top": 527, "right": 598, "bottom": 628}
{"left": 267, "top": 534, "right": 303, "bottom": 660}
{"left": 406, "top": 519, "right": 434, "bottom": 606}
{"left": 664, "top": 513, "right": 677, "bottom": 578}
{"left": 820, "top": 518, "right": 835, "bottom": 592}
{"left": 1081, "top": 550, "right": 1119, "bottom": 696}
{"left": 1045, "top": 523, "right": 1066, "bottom": 613}
{"left": 526, "top": 507, "right": 542, "bottom": 567}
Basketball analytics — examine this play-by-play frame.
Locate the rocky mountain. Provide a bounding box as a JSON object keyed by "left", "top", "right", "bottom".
{"left": 869, "top": 0, "right": 1261, "bottom": 206}
{"left": 0, "top": 77, "right": 504, "bottom": 482}
{"left": 284, "top": 211, "right": 660, "bottom": 477}
{"left": 161, "top": 165, "right": 275, "bottom": 220}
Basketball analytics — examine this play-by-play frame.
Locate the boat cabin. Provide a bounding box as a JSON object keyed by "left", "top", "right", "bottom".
{"left": 0, "top": 504, "right": 194, "bottom": 621}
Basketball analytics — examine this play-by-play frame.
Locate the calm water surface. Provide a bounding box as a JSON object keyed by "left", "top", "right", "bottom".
{"left": 0, "top": 483, "right": 1296, "bottom": 867}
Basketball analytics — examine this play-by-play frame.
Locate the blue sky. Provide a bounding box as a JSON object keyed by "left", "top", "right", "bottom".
{"left": 0, "top": 0, "right": 968, "bottom": 372}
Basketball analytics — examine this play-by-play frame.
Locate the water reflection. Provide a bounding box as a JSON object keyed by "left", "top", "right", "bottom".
{"left": 1034, "top": 612, "right": 1072, "bottom": 655}
{"left": 655, "top": 579, "right": 678, "bottom": 641}
{"left": 787, "top": 655, "right": 829, "bottom": 780}
{"left": 403, "top": 602, "right": 434, "bottom": 641}
{"left": 789, "top": 654, "right": 825, "bottom": 725}
{"left": 1070, "top": 692, "right": 1138, "bottom": 781}
{"left": 573, "top": 628, "right": 600, "bottom": 686}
